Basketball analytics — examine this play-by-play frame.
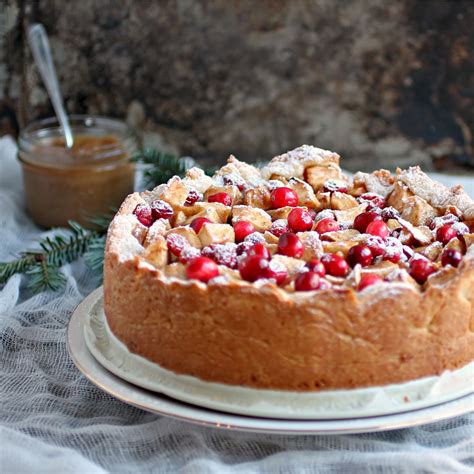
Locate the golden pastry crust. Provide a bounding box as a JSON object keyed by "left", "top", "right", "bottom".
{"left": 104, "top": 145, "right": 474, "bottom": 391}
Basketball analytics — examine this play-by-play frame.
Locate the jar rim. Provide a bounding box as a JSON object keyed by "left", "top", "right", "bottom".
{"left": 18, "top": 115, "right": 137, "bottom": 170}
{"left": 19, "top": 115, "right": 133, "bottom": 146}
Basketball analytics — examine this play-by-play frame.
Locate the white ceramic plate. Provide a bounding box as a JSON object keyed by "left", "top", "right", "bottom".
{"left": 67, "top": 288, "right": 473, "bottom": 434}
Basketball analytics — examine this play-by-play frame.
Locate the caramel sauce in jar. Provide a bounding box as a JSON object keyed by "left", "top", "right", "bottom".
{"left": 18, "top": 116, "right": 136, "bottom": 228}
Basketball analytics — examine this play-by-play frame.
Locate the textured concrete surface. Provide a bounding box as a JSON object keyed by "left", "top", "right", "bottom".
{"left": 1, "top": 0, "right": 474, "bottom": 172}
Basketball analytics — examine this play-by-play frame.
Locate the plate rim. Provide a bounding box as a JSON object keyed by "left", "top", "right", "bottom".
{"left": 67, "top": 287, "right": 474, "bottom": 435}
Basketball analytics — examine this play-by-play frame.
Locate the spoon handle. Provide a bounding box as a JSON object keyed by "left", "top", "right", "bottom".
{"left": 27, "top": 24, "right": 74, "bottom": 148}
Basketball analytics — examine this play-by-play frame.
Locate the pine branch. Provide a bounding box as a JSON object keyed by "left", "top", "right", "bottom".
{"left": 39, "top": 221, "right": 96, "bottom": 267}
{"left": 0, "top": 254, "right": 38, "bottom": 283}
{"left": 84, "top": 235, "right": 106, "bottom": 279}
{"left": 26, "top": 260, "right": 67, "bottom": 293}
{"left": 0, "top": 221, "right": 98, "bottom": 290}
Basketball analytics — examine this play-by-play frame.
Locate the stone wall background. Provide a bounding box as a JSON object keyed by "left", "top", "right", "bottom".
{"left": 1, "top": 0, "right": 474, "bottom": 172}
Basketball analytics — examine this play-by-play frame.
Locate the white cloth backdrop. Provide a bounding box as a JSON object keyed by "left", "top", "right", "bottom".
{"left": 0, "top": 135, "right": 473, "bottom": 474}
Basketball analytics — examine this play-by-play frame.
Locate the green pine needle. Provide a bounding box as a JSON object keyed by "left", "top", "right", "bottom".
{"left": 84, "top": 235, "right": 106, "bottom": 279}
{"left": 26, "top": 260, "right": 67, "bottom": 293}
{"left": 0, "top": 221, "right": 99, "bottom": 291}
{"left": 0, "top": 254, "right": 38, "bottom": 283}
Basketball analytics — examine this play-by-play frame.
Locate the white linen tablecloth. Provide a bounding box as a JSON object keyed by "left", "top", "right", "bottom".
{"left": 1, "top": 136, "right": 473, "bottom": 473}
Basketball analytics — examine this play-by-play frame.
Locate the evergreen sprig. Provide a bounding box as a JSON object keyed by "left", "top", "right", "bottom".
{"left": 26, "top": 260, "right": 67, "bottom": 293}
{"left": 0, "top": 221, "right": 99, "bottom": 292}
{"left": 84, "top": 235, "right": 107, "bottom": 280}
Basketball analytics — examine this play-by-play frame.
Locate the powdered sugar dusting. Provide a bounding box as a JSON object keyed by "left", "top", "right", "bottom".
{"left": 208, "top": 275, "right": 230, "bottom": 285}
{"left": 179, "top": 246, "right": 201, "bottom": 263}
{"left": 244, "top": 232, "right": 266, "bottom": 245}
{"left": 315, "top": 209, "right": 335, "bottom": 222}
{"left": 270, "top": 219, "right": 289, "bottom": 237}
{"left": 430, "top": 213, "right": 459, "bottom": 230}
{"left": 166, "top": 234, "right": 188, "bottom": 253}
{"left": 202, "top": 243, "right": 238, "bottom": 268}
{"left": 302, "top": 231, "right": 323, "bottom": 255}
{"left": 383, "top": 236, "right": 403, "bottom": 259}
{"left": 261, "top": 145, "right": 339, "bottom": 180}
{"left": 183, "top": 167, "right": 213, "bottom": 193}
{"left": 353, "top": 171, "right": 394, "bottom": 197}
{"left": 451, "top": 222, "right": 469, "bottom": 235}
{"left": 108, "top": 214, "right": 145, "bottom": 260}
{"left": 144, "top": 219, "right": 170, "bottom": 246}
{"left": 399, "top": 167, "right": 474, "bottom": 215}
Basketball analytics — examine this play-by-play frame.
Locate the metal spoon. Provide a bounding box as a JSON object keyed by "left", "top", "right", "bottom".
{"left": 27, "top": 23, "right": 74, "bottom": 148}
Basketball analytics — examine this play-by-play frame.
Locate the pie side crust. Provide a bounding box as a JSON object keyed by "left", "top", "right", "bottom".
{"left": 103, "top": 146, "right": 474, "bottom": 391}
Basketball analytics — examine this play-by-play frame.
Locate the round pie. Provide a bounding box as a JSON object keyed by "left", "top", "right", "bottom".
{"left": 104, "top": 145, "right": 474, "bottom": 391}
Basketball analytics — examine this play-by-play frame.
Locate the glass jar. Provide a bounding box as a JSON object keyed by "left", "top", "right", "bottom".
{"left": 18, "top": 115, "right": 136, "bottom": 228}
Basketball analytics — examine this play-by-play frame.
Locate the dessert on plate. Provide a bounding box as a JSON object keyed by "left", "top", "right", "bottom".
{"left": 104, "top": 145, "right": 474, "bottom": 391}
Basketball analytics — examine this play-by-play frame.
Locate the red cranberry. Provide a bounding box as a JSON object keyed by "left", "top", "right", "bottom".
{"left": 151, "top": 200, "right": 174, "bottom": 220}
{"left": 184, "top": 189, "right": 201, "bottom": 206}
{"left": 234, "top": 221, "right": 256, "bottom": 243}
{"left": 383, "top": 251, "right": 401, "bottom": 264}
{"left": 323, "top": 180, "right": 348, "bottom": 193}
{"left": 186, "top": 257, "right": 219, "bottom": 282}
{"left": 238, "top": 255, "right": 269, "bottom": 282}
{"left": 358, "top": 274, "right": 383, "bottom": 291}
{"left": 265, "top": 260, "right": 288, "bottom": 285}
{"left": 288, "top": 208, "right": 314, "bottom": 232}
{"left": 366, "top": 220, "right": 390, "bottom": 239}
{"left": 436, "top": 225, "right": 457, "bottom": 245}
{"left": 190, "top": 217, "right": 212, "bottom": 233}
{"left": 201, "top": 244, "right": 238, "bottom": 269}
{"left": 365, "top": 236, "right": 385, "bottom": 257}
{"left": 429, "top": 213, "right": 459, "bottom": 230}
{"left": 277, "top": 233, "right": 304, "bottom": 258}
{"left": 381, "top": 207, "right": 400, "bottom": 221}
{"left": 270, "top": 187, "right": 299, "bottom": 208}
{"left": 270, "top": 219, "right": 290, "bottom": 237}
{"left": 383, "top": 237, "right": 402, "bottom": 263}
{"left": 321, "top": 254, "right": 350, "bottom": 277}
{"left": 208, "top": 192, "right": 233, "bottom": 206}
{"left": 133, "top": 203, "right": 153, "bottom": 227}
{"left": 236, "top": 241, "right": 253, "bottom": 256}
{"left": 248, "top": 243, "right": 271, "bottom": 260}
{"left": 409, "top": 257, "right": 437, "bottom": 284}
{"left": 353, "top": 211, "right": 382, "bottom": 233}
{"left": 295, "top": 271, "right": 321, "bottom": 291}
{"left": 360, "top": 193, "right": 385, "bottom": 209}
{"left": 348, "top": 244, "right": 373, "bottom": 267}
{"left": 305, "top": 259, "right": 326, "bottom": 277}
{"left": 315, "top": 218, "right": 340, "bottom": 234}
{"left": 166, "top": 234, "right": 189, "bottom": 257}
{"left": 441, "top": 248, "right": 462, "bottom": 268}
